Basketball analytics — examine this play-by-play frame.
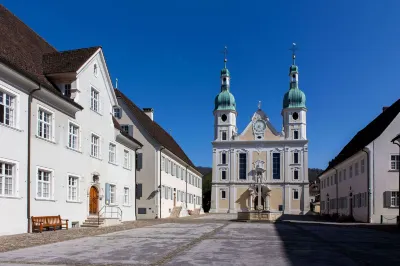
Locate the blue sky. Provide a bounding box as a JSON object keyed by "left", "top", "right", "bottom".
{"left": 4, "top": 0, "right": 400, "bottom": 169}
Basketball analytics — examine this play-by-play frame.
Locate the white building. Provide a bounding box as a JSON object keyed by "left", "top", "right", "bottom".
{"left": 114, "top": 89, "right": 203, "bottom": 219}
{"left": 210, "top": 47, "right": 309, "bottom": 215}
{"left": 319, "top": 100, "right": 400, "bottom": 223}
{"left": 0, "top": 5, "right": 142, "bottom": 235}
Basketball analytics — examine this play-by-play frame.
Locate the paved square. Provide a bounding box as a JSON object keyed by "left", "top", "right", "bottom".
{"left": 0, "top": 218, "right": 399, "bottom": 265}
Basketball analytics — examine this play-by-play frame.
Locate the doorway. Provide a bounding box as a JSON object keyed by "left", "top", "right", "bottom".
{"left": 89, "top": 186, "right": 99, "bottom": 215}
{"left": 254, "top": 196, "right": 265, "bottom": 210}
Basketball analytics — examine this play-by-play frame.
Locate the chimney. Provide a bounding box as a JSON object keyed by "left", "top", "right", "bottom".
{"left": 382, "top": 106, "right": 389, "bottom": 112}
{"left": 143, "top": 108, "right": 154, "bottom": 121}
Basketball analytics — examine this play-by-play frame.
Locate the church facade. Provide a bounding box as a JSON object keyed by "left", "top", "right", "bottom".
{"left": 210, "top": 48, "right": 310, "bottom": 215}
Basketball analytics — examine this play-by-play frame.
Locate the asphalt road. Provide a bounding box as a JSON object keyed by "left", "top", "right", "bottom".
{"left": 0, "top": 215, "right": 399, "bottom": 266}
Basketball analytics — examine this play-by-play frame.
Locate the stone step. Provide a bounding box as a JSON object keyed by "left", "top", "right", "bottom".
{"left": 80, "top": 223, "right": 101, "bottom": 228}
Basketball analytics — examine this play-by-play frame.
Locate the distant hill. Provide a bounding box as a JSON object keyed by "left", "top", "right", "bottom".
{"left": 196, "top": 166, "right": 212, "bottom": 176}
{"left": 309, "top": 168, "right": 324, "bottom": 183}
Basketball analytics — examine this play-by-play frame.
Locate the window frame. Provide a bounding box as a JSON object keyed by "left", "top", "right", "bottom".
{"left": 64, "top": 84, "right": 72, "bottom": 98}
{"left": 390, "top": 191, "right": 399, "bottom": 207}
{"left": 293, "top": 152, "right": 299, "bottom": 164}
{"left": 67, "top": 121, "right": 80, "bottom": 151}
{"left": 90, "top": 87, "right": 100, "bottom": 113}
{"left": 36, "top": 167, "right": 54, "bottom": 200}
{"left": 293, "top": 169, "right": 299, "bottom": 180}
{"left": 37, "top": 106, "right": 55, "bottom": 142}
{"left": 67, "top": 175, "right": 79, "bottom": 202}
{"left": 109, "top": 184, "right": 116, "bottom": 205}
{"left": 109, "top": 142, "right": 117, "bottom": 164}
{"left": 293, "top": 189, "right": 299, "bottom": 200}
{"left": 293, "top": 130, "right": 299, "bottom": 140}
{"left": 272, "top": 153, "right": 281, "bottom": 180}
{"left": 90, "top": 133, "right": 101, "bottom": 159}
{"left": 221, "top": 131, "right": 227, "bottom": 141}
{"left": 124, "top": 187, "right": 130, "bottom": 206}
{"left": 390, "top": 155, "right": 399, "bottom": 171}
{"left": 239, "top": 153, "right": 247, "bottom": 180}
{"left": 221, "top": 152, "right": 227, "bottom": 164}
{"left": 221, "top": 189, "right": 227, "bottom": 199}
{"left": 123, "top": 149, "right": 131, "bottom": 169}
{"left": 0, "top": 160, "right": 16, "bottom": 197}
{"left": 0, "top": 88, "right": 17, "bottom": 128}
{"left": 221, "top": 170, "right": 227, "bottom": 180}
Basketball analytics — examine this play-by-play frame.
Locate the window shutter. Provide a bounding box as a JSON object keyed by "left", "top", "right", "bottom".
{"left": 136, "top": 183, "right": 142, "bottom": 198}
{"left": 105, "top": 183, "right": 110, "bottom": 205}
{"left": 384, "top": 191, "right": 390, "bottom": 208}
{"left": 129, "top": 125, "right": 134, "bottom": 136}
{"left": 136, "top": 153, "right": 143, "bottom": 170}
{"left": 99, "top": 96, "right": 104, "bottom": 114}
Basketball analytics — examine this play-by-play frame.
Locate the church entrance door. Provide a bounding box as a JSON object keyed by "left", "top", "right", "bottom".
{"left": 254, "top": 196, "right": 264, "bottom": 210}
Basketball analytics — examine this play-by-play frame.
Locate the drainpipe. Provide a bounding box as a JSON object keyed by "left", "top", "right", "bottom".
{"left": 158, "top": 147, "right": 165, "bottom": 219}
{"left": 27, "top": 85, "right": 41, "bottom": 233}
{"left": 332, "top": 167, "right": 339, "bottom": 215}
{"left": 362, "top": 148, "right": 371, "bottom": 223}
{"left": 185, "top": 165, "right": 188, "bottom": 209}
{"left": 134, "top": 147, "right": 141, "bottom": 221}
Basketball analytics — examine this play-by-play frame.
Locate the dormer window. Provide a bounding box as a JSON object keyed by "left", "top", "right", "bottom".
{"left": 64, "top": 84, "right": 71, "bottom": 98}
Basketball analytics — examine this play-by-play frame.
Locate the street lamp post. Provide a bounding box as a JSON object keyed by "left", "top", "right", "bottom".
{"left": 391, "top": 134, "right": 400, "bottom": 226}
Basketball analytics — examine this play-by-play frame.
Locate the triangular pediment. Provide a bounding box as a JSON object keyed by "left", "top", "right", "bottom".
{"left": 238, "top": 109, "right": 281, "bottom": 141}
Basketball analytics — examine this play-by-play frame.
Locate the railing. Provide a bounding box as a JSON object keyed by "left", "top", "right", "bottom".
{"left": 380, "top": 215, "right": 399, "bottom": 224}
{"left": 98, "top": 205, "right": 123, "bottom": 225}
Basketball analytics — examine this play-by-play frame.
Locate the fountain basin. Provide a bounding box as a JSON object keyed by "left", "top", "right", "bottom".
{"left": 237, "top": 210, "right": 282, "bottom": 222}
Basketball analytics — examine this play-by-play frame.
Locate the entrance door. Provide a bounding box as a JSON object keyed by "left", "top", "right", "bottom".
{"left": 89, "top": 186, "right": 99, "bottom": 215}
{"left": 254, "top": 196, "right": 265, "bottom": 210}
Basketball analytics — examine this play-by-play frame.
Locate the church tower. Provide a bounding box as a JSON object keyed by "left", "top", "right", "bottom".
{"left": 214, "top": 46, "right": 237, "bottom": 141}
{"left": 282, "top": 43, "right": 307, "bottom": 140}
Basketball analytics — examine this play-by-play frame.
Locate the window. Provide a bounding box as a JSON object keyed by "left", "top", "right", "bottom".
{"left": 110, "top": 184, "right": 116, "bottom": 204}
{"left": 121, "top": 125, "right": 130, "bottom": 135}
{"left": 355, "top": 162, "right": 359, "bottom": 176}
{"left": 0, "top": 91, "right": 15, "bottom": 126}
{"left": 390, "top": 155, "right": 399, "bottom": 170}
{"left": 293, "top": 189, "right": 299, "bottom": 200}
{"left": 343, "top": 169, "right": 347, "bottom": 180}
{"left": 90, "top": 87, "right": 99, "bottom": 112}
{"left": 64, "top": 84, "right": 71, "bottom": 98}
{"left": 0, "top": 91, "right": 15, "bottom": 127}
{"left": 293, "top": 130, "right": 299, "bottom": 140}
{"left": 109, "top": 143, "right": 116, "bottom": 163}
{"left": 94, "top": 63, "right": 98, "bottom": 76}
{"left": 67, "top": 176, "right": 78, "bottom": 201}
{"left": 221, "top": 170, "right": 226, "bottom": 180}
{"left": 91, "top": 134, "right": 100, "bottom": 158}
{"left": 221, "top": 153, "right": 227, "bottom": 164}
{"left": 170, "top": 189, "right": 173, "bottom": 200}
{"left": 293, "top": 152, "right": 299, "bottom": 164}
{"left": 391, "top": 191, "right": 399, "bottom": 207}
{"left": 293, "top": 170, "right": 299, "bottom": 180}
{"left": 38, "top": 108, "right": 52, "bottom": 140}
{"left": 0, "top": 162, "right": 14, "bottom": 196}
{"left": 339, "top": 171, "right": 342, "bottom": 182}
{"left": 239, "top": 153, "right": 247, "bottom": 180}
{"left": 113, "top": 107, "right": 121, "bottom": 118}
{"left": 172, "top": 163, "right": 176, "bottom": 176}
{"left": 68, "top": 123, "right": 79, "bottom": 150}
{"left": 273, "top": 153, "right": 280, "bottom": 179}
{"left": 361, "top": 159, "right": 365, "bottom": 174}
{"left": 161, "top": 157, "right": 165, "bottom": 171}
{"left": 222, "top": 131, "right": 227, "bottom": 140}
{"left": 124, "top": 150, "right": 131, "bottom": 169}
{"left": 181, "top": 168, "right": 184, "bottom": 180}
{"left": 37, "top": 169, "right": 51, "bottom": 199}
{"left": 349, "top": 166, "right": 353, "bottom": 178}
{"left": 177, "top": 166, "right": 180, "bottom": 179}
{"left": 221, "top": 190, "right": 226, "bottom": 199}
{"left": 165, "top": 159, "right": 169, "bottom": 174}
{"left": 177, "top": 190, "right": 180, "bottom": 201}
{"left": 124, "top": 187, "right": 129, "bottom": 205}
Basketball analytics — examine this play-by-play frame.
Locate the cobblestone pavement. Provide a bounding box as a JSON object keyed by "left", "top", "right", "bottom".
{"left": 0, "top": 216, "right": 399, "bottom": 265}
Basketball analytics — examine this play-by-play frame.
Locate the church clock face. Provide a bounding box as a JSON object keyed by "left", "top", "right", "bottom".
{"left": 254, "top": 120, "right": 266, "bottom": 132}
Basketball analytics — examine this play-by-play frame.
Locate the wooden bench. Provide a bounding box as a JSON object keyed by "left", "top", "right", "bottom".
{"left": 31, "top": 215, "right": 69, "bottom": 233}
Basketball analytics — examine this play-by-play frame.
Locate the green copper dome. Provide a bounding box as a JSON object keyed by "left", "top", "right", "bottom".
{"left": 283, "top": 84, "right": 306, "bottom": 108}
{"left": 220, "top": 67, "right": 230, "bottom": 76}
{"left": 289, "top": 64, "right": 298, "bottom": 73}
{"left": 215, "top": 89, "right": 236, "bottom": 111}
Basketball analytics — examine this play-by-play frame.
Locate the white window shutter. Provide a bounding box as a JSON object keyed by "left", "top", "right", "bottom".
{"left": 99, "top": 96, "right": 104, "bottom": 114}
{"left": 129, "top": 125, "right": 134, "bottom": 136}
{"left": 384, "top": 191, "right": 390, "bottom": 208}
{"left": 99, "top": 136, "right": 103, "bottom": 159}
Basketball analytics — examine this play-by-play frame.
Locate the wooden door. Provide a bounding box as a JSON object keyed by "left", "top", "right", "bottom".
{"left": 89, "top": 186, "right": 99, "bottom": 214}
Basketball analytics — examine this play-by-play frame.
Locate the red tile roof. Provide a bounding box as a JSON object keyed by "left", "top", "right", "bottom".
{"left": 115, "top": 89, "right": 199, "bottom": 174}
